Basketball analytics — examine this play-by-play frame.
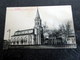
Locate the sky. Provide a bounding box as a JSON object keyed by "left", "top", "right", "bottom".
{"left": 4, "top": 5, "right": 75, "bottom": 40}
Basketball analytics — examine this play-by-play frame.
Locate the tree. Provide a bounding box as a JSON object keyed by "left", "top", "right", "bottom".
{"left": 42, "top": 22, "right": 48, "bottom": 33}
{"left": 58, "top": 21, "right": 73, "bottom": 44}
{"left": 42, "top": 22, "right": 51, "bottom": 44}
{"left": 65, "top": 21, "right": 73, "bottom": 36}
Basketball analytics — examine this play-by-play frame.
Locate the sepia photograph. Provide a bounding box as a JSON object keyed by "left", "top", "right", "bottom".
{"left": 3, "top": 5, "right": 77, "bottom": 49}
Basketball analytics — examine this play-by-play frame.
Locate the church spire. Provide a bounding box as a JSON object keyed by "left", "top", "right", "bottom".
{"left": 36, "top": 8, "right": 40, "bottom": 18}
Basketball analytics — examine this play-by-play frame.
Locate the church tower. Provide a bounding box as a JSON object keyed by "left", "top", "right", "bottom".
{"left": 34, "top": 8, "right": 43, "bottom": 45}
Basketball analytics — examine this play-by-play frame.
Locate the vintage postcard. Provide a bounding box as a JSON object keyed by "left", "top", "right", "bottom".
{"left": 3, "top": 5, "right": 77, "bottom": 49}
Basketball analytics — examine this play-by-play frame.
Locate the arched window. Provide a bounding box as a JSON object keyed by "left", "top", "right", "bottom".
{"left": 28, "top": 35, "right": 32, "bottom": 44}
{"left": 17, "top": 41, "right": 19, "bottom": 44}
{"left": 13, "top": 41, "right": 15, "bottom": 44}
{"left": 37, "top": 22, "right": 39, "bottom": 25}
{"left": 21, "top": 37, "right": 23, "bottom": 44}
{"left": 17, "top": 37, "right": 19, "bottom": 41}
{"left": 24, "top": 37, "right": 27, "bottom": 43}
{"left": 13, "top": 37, "right": 16, "bottom": 41}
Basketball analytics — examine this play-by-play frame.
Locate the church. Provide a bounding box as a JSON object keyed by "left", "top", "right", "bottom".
{"left": 10, "top": 9, "right": 43, "bottom": 45}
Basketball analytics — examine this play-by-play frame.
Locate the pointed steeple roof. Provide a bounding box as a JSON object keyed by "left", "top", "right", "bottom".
{"left": 36, "top": 8, "right": 40, "bottom": 18}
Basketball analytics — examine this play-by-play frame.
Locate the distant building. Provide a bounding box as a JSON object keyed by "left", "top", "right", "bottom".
{"left": 67, "top": 33, "right": 76, "bottom": 44}
{"left": 43, "top": 32, "right": 76, "bottom": 45}
{"left": 10, "top": 9, "right": 43, "bottom": 45}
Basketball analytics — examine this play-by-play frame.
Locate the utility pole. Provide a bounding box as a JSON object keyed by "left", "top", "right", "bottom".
{"left": 7, "top": 29, "right": 11, "bottom": 41}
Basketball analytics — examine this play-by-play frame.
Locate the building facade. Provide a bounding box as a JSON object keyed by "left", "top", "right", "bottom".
{"left": 67, "top": 33, "right": 76, "bottom": 44}
{"left": 10, "top": 9, "right": 43, "bottom": 45}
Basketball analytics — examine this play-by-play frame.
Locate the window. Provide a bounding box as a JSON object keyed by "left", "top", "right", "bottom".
{"left": 21, "top": 37, "right": 23, "bottom": 44}
{"left": 18, "top": 32, "right": 20, "bottom": 35}
{"left": 30, "top": 30, "right": 32, "bottom": 33}
{"left": 13, "top": 41, "right": 15, "bottom": 44}
{"left": 17, "top": 37, "right": 19, "bottom": 40}
{"left": 28, "top": 35, "right": 32, "bottom": 44}
{"left": 37, "top": 22, "right": 39, "bottom": 25}
{"left": 17, "top": 41, "right": 19, "bottom": 44}
{"left": 21, "top": 40, "right": 23, "bottom": 44}
{"left": 34, "top": 29, "right": 37, "bottom": 34}
{"left": 25, "top": 31, "right": 28, "bottom": 34}
{"left": 24, "top": 37, "right": 27, "bottom": 42}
